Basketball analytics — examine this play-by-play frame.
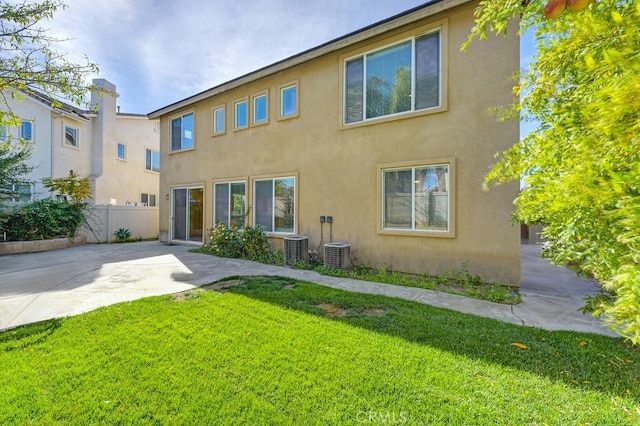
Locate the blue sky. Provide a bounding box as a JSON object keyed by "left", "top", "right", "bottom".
{"left": 45, "top": 0, "right": 535, "bottom": 116}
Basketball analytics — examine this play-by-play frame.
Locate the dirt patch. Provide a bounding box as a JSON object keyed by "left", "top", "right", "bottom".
{"left": 363, "top": 307, "right": 387, "bottom": 316}
{"left": 172, "top": 288, "right": 204, "bottom": 301}
{"left": 283, "top": 284, "right": 296, "bottom": 290}
{"left": 317, "top": 303, "right": 350, "bottom": 317}
{"left": 201, "top": 279, "right": 246, "bottom": 293}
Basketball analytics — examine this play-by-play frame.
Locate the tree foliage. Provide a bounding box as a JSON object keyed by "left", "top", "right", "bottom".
{"left": 466, "top": 0, "right": 640, "bottom": 342}
{"left": 0, "top": 141, "right": 33, "bottom": 204}
{"left": 0, "top": 0, "right": 99, "bottom": 127}
{"left": 42, "top": 169, "right": 92, "bottom": 206}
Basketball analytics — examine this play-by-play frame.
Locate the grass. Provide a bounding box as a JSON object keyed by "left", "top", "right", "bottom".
{"left": 1, "top": 276, "right": 638, "bottom": 424}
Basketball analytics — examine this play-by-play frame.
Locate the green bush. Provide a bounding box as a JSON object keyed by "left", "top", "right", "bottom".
{"left": 1, "top": 199, "right": 85, "bottom": 241}
{"left": 114, "top": 228, "right": 132, "bottom": 242}
{"left": 196, "top": 223, "right": 284, "bottom": 265}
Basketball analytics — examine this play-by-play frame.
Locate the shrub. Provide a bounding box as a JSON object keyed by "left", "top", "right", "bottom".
{"left": 1, "top": 199, "right": 84, "bottom": 240}
{"left": 114, "top": 228, "right": 132, "bottom": 243}
{"left": 196, "top": 223, "right": 284, "bottom": 265}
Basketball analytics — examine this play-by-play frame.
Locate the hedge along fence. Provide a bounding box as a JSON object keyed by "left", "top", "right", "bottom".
{"left": 1, "top": 199, "right": 85, "bottom": 241}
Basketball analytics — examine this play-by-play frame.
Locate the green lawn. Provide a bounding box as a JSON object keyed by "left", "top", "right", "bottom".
{"left": 1, "top": 276, "right": 638, "bottom": 425}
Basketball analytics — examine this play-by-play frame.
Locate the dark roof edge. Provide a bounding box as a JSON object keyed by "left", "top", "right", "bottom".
{"left": 148, "top": 0, "right": 472, "bottom": 118}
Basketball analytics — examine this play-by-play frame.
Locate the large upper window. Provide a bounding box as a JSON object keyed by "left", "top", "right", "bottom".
{"left": 254, "top": 177, "right": 295, "bottom": 234}
{"left": 345, "top": 30, "right": 440, "bottom": 124}
{"left": 145, "top": 148, "right": 160, "bottom": 172}
{"left": 171, "top": 112, "right": 194, "bottom": 151}
{"left": 382, "top": 163, "right": 450, "bottom": 233}
{"left": 215, "top": 182, "right": 246, "bottom": 229}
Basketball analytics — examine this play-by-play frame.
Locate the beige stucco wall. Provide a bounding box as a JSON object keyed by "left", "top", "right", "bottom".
{"left": 157, "top": 1, "right": 521, "bottom": 285}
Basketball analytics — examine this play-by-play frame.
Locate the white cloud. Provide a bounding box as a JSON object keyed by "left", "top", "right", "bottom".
{"left": 44, "top": 0, "right": 430, "bottom": 113}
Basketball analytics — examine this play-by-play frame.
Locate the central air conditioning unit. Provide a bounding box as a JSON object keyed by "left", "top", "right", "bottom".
{"left": 324, "top": 242, "right": 351, "bottom": 269}
{"left": 283, "top": 235, "right": 309, "bottom": 265}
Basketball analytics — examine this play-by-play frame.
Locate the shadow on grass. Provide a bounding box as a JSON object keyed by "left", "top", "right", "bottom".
{"left": 216, "top": 275, "right": 640, "bottom": 401}
{"left": 0, "top": 319, "right": 62, "bottom": 352}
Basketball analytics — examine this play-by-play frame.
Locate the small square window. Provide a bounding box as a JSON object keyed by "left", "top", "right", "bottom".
{"left": 253, "top": 93, "right": 268, "bottom": 125}
{"left": 213, "top": 106, "right": 225, "bottom": 135}
{"left": 234, "top": 100, "right": 248, "bottom": 129}
{"left": 280, "top": 84, "right": 298, "bottom": 118}
{"left": 65, "top": 125, "right": 79, "bottom": 148}
{"left": 117, "top": 143, "right": 126, "bottom": 160}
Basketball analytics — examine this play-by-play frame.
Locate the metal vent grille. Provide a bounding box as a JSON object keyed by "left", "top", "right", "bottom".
{"left": 283, "top": 235, "right": 309, "bottom": 265}
{"left": 324, "top": 242, "right": 351, "bottom": 269}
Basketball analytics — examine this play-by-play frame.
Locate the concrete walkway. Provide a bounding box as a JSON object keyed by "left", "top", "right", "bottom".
{"left": 0, "top": 242, "right": 616, "bottom": 337}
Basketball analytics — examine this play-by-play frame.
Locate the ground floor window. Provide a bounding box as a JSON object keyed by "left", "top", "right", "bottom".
{"left": 214, "top": 181, "right": 246, "bottom": 228}
{"left": 1, "top": 183, "right": 32, "bottom": 203}
{"left": 382, "top": 163, "right": 450, "bottom": 233}
{"left": 254, "top": 177, "right": 295, "bottom": 234}
{"left": 140, "top": 193, "right": 156, "bottom": 207}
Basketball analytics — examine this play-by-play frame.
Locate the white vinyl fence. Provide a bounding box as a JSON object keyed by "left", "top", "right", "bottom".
{"left": 80, "top": 205, "right": 159, "bottom": 243}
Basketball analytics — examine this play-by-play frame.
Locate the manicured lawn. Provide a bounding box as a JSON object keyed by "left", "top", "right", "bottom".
{"left": 1, "top": 276, "right": 638, "bottom": 424}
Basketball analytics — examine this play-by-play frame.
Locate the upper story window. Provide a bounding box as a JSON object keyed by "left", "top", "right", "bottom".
{"left": 213, "top": 106, "right": 225, "bottom": 135}
{"left": 117, "top": 142, "right": 126, "bottom": 160}
{"left": 171, "top": 112, "right": 194, "bottom": 151}
{"left": 279, "top": 82, "right": 298, "bottom": 119}
{"left": 344, "top": 30, "right": 441, "bottom": 124}
{"left": 253, "top": 93, "right": 268, "bottom": 125}
{"left": 20, "top": 121, "right": 33, "bottom": 142}
{"left": 145, "top": 148, "right": 160, "bottom": 172}
{"left": 234, "top": 99, "right": 248, "bottom": 130}
{"left": 254, "top": 177, "right": 295, "bottom": 234}
{"left": 65, "top": 125, "right": 79, "bottom": 148}
{"left": 214, "top": 181, "right": 246, "bottom": 229}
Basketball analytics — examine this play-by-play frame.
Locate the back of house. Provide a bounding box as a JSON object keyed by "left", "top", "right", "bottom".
{"left": 149, "top": 0, "right": 521, "bottom": 285}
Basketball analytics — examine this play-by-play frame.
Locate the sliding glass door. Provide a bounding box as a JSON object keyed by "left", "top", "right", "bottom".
{"left": 172, "top": 187, "right": 203, "bottom": 243}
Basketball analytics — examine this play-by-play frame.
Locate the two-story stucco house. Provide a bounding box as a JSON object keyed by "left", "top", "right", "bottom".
{"left": 2, "top": 78, "right": 160, "bottom": 207}
{"left": 149, "top": 0, "right": 521, "bottom": 285}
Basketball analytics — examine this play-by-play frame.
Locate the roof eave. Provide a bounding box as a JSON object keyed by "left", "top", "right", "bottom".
{"left": 148, "top": 0, "right": 473, "bottom": 119}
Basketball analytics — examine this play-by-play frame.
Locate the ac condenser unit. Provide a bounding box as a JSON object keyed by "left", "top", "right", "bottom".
{"left": 283, "top": 235, "right": 309, "bottom": 265}
{"left": 324, "top": 242, "right": 351, "bottom": 269}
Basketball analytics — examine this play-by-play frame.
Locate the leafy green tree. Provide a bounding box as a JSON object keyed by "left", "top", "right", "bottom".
{"left": 42, "top": 169, "right": 92, "bottom": 206}
{"left": 465, "top": 0, "right": 640, "bottom": 342}
{"left": 0, "top": 0, "right": 99, "bottom": 127}
{"left": 0, "top": 141, "right": 33, "bottom": 204}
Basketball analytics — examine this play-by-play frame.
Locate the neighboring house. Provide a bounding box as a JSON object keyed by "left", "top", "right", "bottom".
{"left": 2, "top": 79, "right": 160, "bottom": 207}
{"left": 148, "top": 0, "right": 521, "bottom": 285}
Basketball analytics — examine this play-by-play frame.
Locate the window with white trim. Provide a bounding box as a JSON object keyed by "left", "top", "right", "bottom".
{"left": 213, "top": 106, "right": 225, "bottom": 135}
{"left": 345, "top": 30, "right": 440, "bottom": 124}
{"left": 280, "top": 84, "right": 298, "bottom": 118}
{"left": 254, "top": 177, "right": 295, "bottom": 234}
{"left": 171, "top": 112, "right": 194, "bottom": 151}
{"left": 234, "top": 100, "right": 248, "bottom": 129}
{"left": 382, "top": 163, "right": 450, "bottom": 232}
{"left": 64, "top": 125, "right": 79, "bottom": 148}
{"left": 141, "top": 193, "right": 157, "bottom": 207}
{"left": 214, "top": 181, "right": 246, "bottom": 229}
{"left": 117, "top": 142, "right": 126, "bottom": 160}
{"left": 145, "top": 148, "right": 160, "bottom": 172}
{"left": 253, "top": 93, "right": 268, "bottom": 125}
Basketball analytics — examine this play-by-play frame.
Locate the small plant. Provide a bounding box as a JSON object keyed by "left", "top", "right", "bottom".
{"left": 114, "top": 228, "right": 132, "bottom": 242}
